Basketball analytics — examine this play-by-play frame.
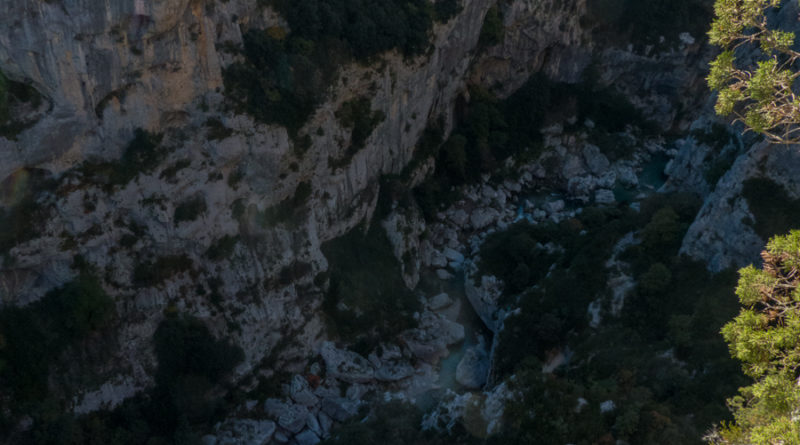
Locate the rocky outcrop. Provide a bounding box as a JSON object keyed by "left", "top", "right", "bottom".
{"left": 680, "top": 140, "right": 796, "bottom": 271}
{"left": 422, "top": 381, "right": 516, "bottom": 436}
{"left": 470, "top": 0, "right": 590, "bottom": 95}
{"left": 0, "top": 0, "right": 508, "bottom": 410}
{"left": 456, "top": 336, "right": 490, "bottom": 389}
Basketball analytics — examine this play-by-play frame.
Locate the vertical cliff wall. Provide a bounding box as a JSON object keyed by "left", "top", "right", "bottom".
{"left": 0, "top": 0, "right": 601, "bottom": 412}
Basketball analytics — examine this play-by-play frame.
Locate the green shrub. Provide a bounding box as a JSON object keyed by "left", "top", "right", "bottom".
{"left": 153, "top": 314, "right": 244, "bottom": 388}
{"left": 434, "top": 0, "right": 462, "bottom": 22}
{"left": 638, "top": 262, "right": 672, "bottom": 295}
{"left": 159, "top": 159, "right": 191, "bottom": 182}
{"left": 206, "top": 235, "right": 239, "bottom": 261}
{"left": 479, "top": 5, "right": 504, "bottom": 47}
{"left": 711, "top": 231, "right": 800, "bottom": 444}
{"left": 113, "top": 129, "right": 165, "bottom": 184}
{"left": 741, "top": 177, "right": 800, "bottom": 241}
{"left": 204, "top": 117, "right": 233, "bottom": 141}
{"left": 336, "top": 97, "right": 385, "bottom": 150}
{"left": 0, "top": 168, "right": 56, "bottom": 253}
{"left": 174, "top": 195, "right": 207, "bottom": 225}
{"left": 271, "top": 0, "right": 435, "bottom": 59}
{"left": 223, "top": 31, "right": 343, "bottom": 136}
{"left": 322, "top": 223, "right": 419, "bottom": 346}
{"left": 254, "top": 181, "right": 312, "bottom": 227}
{"left": 0, "top": 70, "right": 44, "bottom": 140}
{"left": 36, "top": 314, "right": 245, "bottom": 444}
{"left": 330, "top": 97, "right": 386, "bottom": 169}
{"left": 133, "top": 255, "right": 193, "bottom": 287}
{"left": 584, "top": 0, "right": 712, "bottom": 48}
{"left": 640, "top": 207, "right": 683, "bottom": 255}
{"left": 79, "top": 129, "right": 165, "bottom": 188}
{"left": 478, "top": 221, "right": 556, "bottom": 297}
{"left": 0, "top": 273, "right": 115, "bottom": 406}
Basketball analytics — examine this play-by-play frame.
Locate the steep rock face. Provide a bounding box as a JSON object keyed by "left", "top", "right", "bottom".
{"left": 0, "top": 0, "right": 594, "bottom": 413}
{"left": 678, "top": 1, "right": 800, "bottom": 271}
{"left": 470, "top": 0, "right": 590, "bottom": 95}
{"left": 0, "top": 0, "right": 233, "bottom": 176}
{"left": 681, "top": 141, "right": 800, "bottom": 272}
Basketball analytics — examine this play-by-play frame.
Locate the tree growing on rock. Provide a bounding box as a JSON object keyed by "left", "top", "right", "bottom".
{"left": 708, "top": 0, "right": 800, "bottom": 144}
{"left": 706, "top": 231, "right": 800, "bottom": 444}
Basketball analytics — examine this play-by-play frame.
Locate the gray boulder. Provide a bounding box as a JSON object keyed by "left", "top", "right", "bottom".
{"left": 322, "top": 397, "right": 360, "bottom": 422}
{"left": 277, "top": 404, "right": 308, "bottom": 434}
{"left": 455, "top": 339, "right": 490, "bottom": 389}
{"left": 290, "top": 375, "right": 318, "bottom": 407}
{"left": 595, "top": 189, "right": 616, "bottom": 205}
{"left": 375, "top": 361, "right": 415, "bottom": 382}
{"left": 320, "top": 342, "right": 375, "bottom": 383}
{"left": 583, "top": 144, "right": 610, "bottom": 174}
{"left": 428, "top": 293, "right": 452, "bottom": 311}
{"left": 470, "top": 208, "right": 500, "bottom": 230}
{"left": 295, "top": 430, "right": 321, "bottom": 445}
{"left": 401, "top": 312, "right": 465, "bottom": 363}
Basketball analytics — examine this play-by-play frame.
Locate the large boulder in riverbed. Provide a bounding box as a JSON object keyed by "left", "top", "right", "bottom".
{"left": 401, "top": 312, "right": 465, "bottom": 363}
{"left": 456, "top": 338, "right": 490, "bottom": 389}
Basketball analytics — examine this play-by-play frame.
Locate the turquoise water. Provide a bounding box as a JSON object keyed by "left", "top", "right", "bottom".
{"left": 414, "top": 270, "right": 492, "bottom": 411}
{"left": 613, "top": 152, "right": 670, "bottom": 203}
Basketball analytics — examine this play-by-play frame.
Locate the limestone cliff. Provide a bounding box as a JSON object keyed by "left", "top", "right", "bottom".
{"left": 0, "top": 0, "right": 598, "bottom": 413}
{"left": 0, "top": 0, "right": 733, "bottom": 431}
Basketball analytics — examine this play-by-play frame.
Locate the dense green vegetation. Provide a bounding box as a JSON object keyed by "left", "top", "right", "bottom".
{"left": 741, "top": 177, "right": 800, "bottom": 242}
{"left": 226, "top": 0, "right": 444, "bottom": 134}
{"left": 252, "top": 181, "right": 312, "bottom": 227}
{"left": 708, "top": 231, "right": 800, "bottom": 444}
{"left": 479, "top": 222, "right": 557, "bottom": 296}
{"left": 204, "top": 117, "right": 233, "bottom": 141}
{"left": 0, "top": 168, "right": 55, "bottom": 254}
{"left": 0, "top": 69, "right": 44, "bottom": 140}
{"left": 0, "top": 272, "right": 115, "bottom": 429}
{"left": 133, "top": 254, "right": 194, "bottom": 287}
{"left": 585, "top": 0, "right": 712, "bottom": 48}
{"left": 79, "top": 129, "right": 165, "bottom": 189}
{"left": 268, "top": 0, "right": 435, "bottom": 59}
{"left": 482, "top": 193, "right": 743, "bottom": 444}
{"left": 478, "top": 5, "right": 504, "bottom": 48}
{"left": 173, "top": 195, "right": 207, "bottom": 225}
{"left": 19, "top": 313, "right": 244, "bottom": 444}
{"left": 321, "top": 222, "right": 420, "bottom": 353}
{"left": 413, "top": 73, "right": 648, "bottom": 220}
{"left": 206, "top": 235, "right": 239, "bottom": 261}
{"left": 223, "top": 29, "right": 344, "bottom": 136}
{"left": 433, "top": 0, "right": 462, "bottom": 23}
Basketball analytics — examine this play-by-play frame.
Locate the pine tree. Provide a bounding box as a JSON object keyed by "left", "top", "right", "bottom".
{"left": 707, "top": 231, "right": 800, "bottom": 444}
{"left": 708, "top": 0, "right": 800, "bottom": 144}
